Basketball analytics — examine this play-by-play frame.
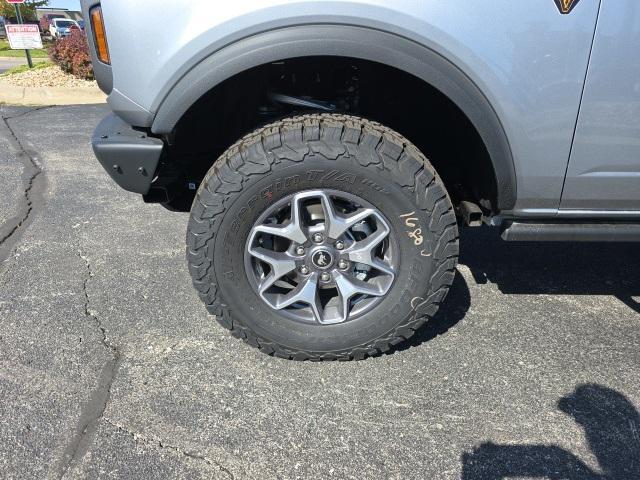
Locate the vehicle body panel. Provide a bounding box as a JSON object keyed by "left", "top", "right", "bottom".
{"left": 82, "top": 0, "right": 610, "bottom": 215}
{"left": 561, "top": 0, "right": 640, "bottom": 211}
{"left": 149, "top": 25, "right": 519, "bottom": 209}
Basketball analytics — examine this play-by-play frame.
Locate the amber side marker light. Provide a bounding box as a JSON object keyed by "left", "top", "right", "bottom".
{"left": 90, "top": 6, "right": 110, "bottom": 64}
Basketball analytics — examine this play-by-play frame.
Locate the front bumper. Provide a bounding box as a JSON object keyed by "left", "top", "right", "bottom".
{"left": 92, "top": 114, "right": 164, "bottom": 195}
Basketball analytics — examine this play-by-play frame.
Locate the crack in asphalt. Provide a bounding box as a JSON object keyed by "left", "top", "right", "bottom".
{"left": 103, "top": 418, "right": 235, "bottom": 479}
{"left": 0, "top": 105, "right": 120, "bottom": 477}
{"left": 57, "top": 251, "right": 121, "bottom": 479}
{"left": 0, "top": 106, "right": 49, "bottom": 266}
{"left": 0, "top": 105, "right": 126, "bottom": 478}
{"left": 3, "top": 105, "right": 55, "bottom": 121}
{"left": 0, "top": 105, "right": 235, "bottom": 478}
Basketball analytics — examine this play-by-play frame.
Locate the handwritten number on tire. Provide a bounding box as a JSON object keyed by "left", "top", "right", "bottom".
{"left": 400, "top": 212, "right": 424, "bottom": 246}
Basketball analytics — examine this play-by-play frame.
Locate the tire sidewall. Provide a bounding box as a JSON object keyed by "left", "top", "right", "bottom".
{"left": 213, "top": 153, "right": 439, "bottom": 353}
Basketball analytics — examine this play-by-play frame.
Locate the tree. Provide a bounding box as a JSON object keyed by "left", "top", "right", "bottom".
{"left": 0, "top": 1, "right": 50, "bottom": 21}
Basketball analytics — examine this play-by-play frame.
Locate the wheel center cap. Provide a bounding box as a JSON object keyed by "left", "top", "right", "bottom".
{"left": 311, "top": 249, "right": 334, "bottom": 270}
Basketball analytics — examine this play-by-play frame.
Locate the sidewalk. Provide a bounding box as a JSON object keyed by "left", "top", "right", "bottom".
{"left": 0, "top": 80, "right": 106, "bottom": 105}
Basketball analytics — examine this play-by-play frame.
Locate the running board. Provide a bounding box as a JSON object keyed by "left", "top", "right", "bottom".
{"left": 501, "top": 222, "right": 640, "bottom": 242}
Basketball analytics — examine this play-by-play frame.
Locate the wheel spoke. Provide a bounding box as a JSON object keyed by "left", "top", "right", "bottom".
{"left": 316, "top": 192, "right": 375, "bottom": 240}
{"left": 345, "top": 222, "right": 394, "bottom": 276}
{"left": 334, "top": 271, "right": 386, "bottom": 321}
{"left": 248, "top": 247, "right": 297, "bottom": 293}
{"left": 253, "top": 194, "right": 307, "bottom": 244}
{"left": 269, "top": 273, "right": 322, "bottom": 321}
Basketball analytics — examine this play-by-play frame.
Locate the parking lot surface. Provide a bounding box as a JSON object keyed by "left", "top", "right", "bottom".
{"left": 0, "top": 58, "right": 21, "bottom": 75}
{"left": 0, "top": 105, "right": 639, "bottom": 479}
{"left": 0, "top": 57, "right": 47, "bottom": 75}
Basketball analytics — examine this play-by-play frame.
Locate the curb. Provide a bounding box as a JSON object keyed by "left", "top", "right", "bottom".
{"left": 0, "top": 80, "right": 106, "bottom": 105}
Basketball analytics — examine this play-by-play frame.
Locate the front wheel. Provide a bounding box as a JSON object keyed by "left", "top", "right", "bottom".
{"left": 187, "top": 114, "right": 458, "bottom": 360}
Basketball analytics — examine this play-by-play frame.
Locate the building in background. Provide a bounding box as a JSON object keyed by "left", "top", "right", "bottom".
{"left": 36, "top": 7, "right": 83, "bottom": 22}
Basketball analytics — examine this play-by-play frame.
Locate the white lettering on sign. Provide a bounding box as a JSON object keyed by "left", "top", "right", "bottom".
{"left": 6, "top": 25, "right": 43, "bottom": 50}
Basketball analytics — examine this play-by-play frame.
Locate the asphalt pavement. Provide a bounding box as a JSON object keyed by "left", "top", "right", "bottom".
{"left": 0, "top": 104, "right": 639, "bottom": 479}
{"left": 0, "top": 57, "right": 24, "bottom": 75}
{"left": 0, "top": 57, "right": 47, "bottom": 75}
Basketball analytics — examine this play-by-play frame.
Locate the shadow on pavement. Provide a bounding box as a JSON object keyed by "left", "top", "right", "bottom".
{"left": 459, "top": 227, "right": 640, "bottom": 313}
{"left": 461, "top": 384, "right": 640, "bottom": 479}
{"left": 391, "top": 226, "right": 640, "bottom": 354}
{"left": 391, "top": 270, "right": 471, "bottom": 353}
{"left": 392, "top": 226, "right": 640, "bottom": 354}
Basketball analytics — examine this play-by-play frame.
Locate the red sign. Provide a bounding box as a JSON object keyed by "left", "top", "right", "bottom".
{"left": 5, "top": 0, "right": 27, "bottom": 4}
{"left": 7, "top": 25, "right": 39, "bottom": 34}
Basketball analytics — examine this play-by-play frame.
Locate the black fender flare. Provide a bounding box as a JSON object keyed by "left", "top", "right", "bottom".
{"left": 151, "top": 25, "right": 516, "bottom": 210}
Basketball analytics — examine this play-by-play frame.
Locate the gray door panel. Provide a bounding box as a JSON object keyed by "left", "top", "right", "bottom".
{"left": 561, "top": 0, "right": 640, "bottom": 210}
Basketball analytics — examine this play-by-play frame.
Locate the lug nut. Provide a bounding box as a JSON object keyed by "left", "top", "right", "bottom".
{"left": 312, "top": 233, "right": 324, "bottom": 243}
{"left": 295, "top": 246, "right": 305, "bottom": 255}
{"left": 320, "top": 272, "right": 332, "bottom": 282}
{"left": 335, "top": 240, "right": 345, "bottom": 250}
{"left": 338, "top": 259, "right": 349, "bottom": 270}
{"left": 300, "top": 265, "right": 310, "bottom": 275}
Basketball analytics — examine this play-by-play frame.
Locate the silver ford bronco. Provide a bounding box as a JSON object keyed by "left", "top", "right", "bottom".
{"left": 81, "top": 0, "right": 640, "bottom": 360}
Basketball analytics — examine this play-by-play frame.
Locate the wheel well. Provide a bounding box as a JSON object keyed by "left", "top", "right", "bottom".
{"left": 155, "top": 57, "right": 498, "bottom": 213}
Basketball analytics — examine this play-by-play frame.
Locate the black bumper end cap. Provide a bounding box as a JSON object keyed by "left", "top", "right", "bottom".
{"left": 92, "top": 114, "right": 163, "bottom": 195}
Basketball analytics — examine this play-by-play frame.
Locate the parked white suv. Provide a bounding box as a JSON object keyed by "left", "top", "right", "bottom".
{"left": 50, "top": 18, "right": 80, "bottom": 39}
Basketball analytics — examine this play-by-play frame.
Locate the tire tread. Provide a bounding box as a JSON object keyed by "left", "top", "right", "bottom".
{"left": 186, "top": 114, "right": 459, "bottom": 360}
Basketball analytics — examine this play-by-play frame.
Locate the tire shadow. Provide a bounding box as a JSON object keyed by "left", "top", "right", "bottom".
{"left": 390, "top": 226, "right": 640, "bottom": 354}
{"left": 390, "top": 270, "right": 471, "bottom": 354}
{"left": 461, "top": 384, "right": 640, "bottom": 479}
{"left": 457, "top": 229, "right": 640, "bottom": 477}
{"left": 459, "top": 227, "right": 640, "bottom": 314}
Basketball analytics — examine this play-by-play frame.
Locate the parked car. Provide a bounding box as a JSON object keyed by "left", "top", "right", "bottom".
{"left": 50, "top": 18, "right": 80, "bottom": 39}
{"left": 39, "top": 13, "right": 66, "bottom": 35}
{"left": 82, "top": 0, "right": 640, "bottom": 361}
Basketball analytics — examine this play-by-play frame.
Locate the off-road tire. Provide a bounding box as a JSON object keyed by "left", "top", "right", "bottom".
{"left": 187, "top": 114, "right": 459, "bottom": 360}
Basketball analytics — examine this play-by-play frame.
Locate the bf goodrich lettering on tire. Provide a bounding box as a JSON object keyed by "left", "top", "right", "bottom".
{"left": 186, "top": 114, "right": 459, "bottom": 360}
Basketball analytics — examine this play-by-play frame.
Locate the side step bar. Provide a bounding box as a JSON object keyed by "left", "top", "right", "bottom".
{"left": 501, "top": 222, "right": 640, "bottom": 242}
